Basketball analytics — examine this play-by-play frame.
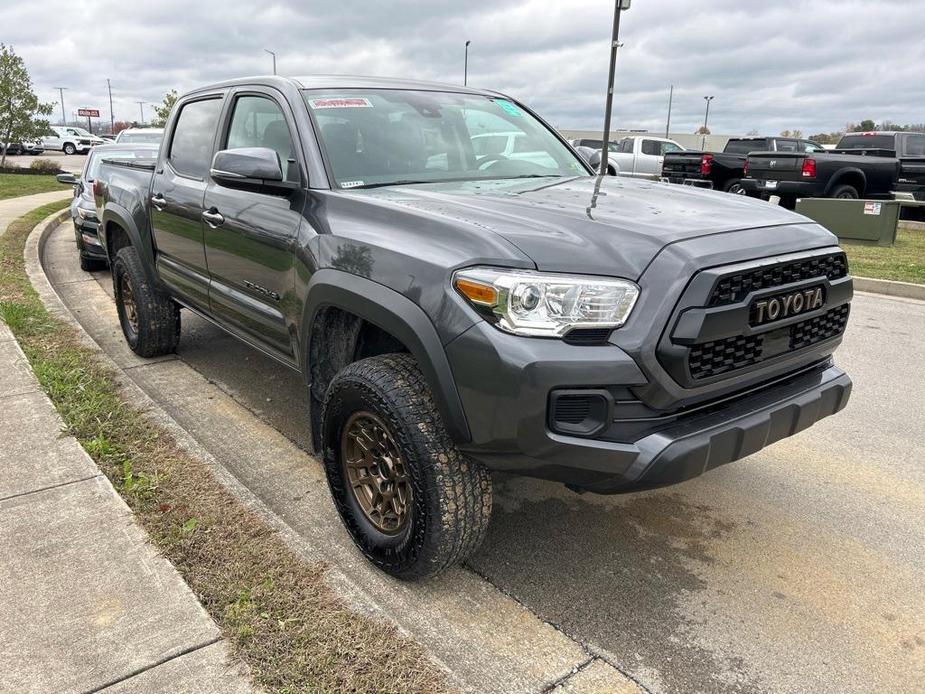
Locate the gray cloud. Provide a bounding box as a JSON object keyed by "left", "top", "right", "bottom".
{"left": 2, "top": 0, "right": 922, "bottom": 136}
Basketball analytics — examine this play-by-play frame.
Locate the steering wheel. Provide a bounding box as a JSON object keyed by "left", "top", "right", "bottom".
{"left": 477, "top": 154, "right": 510, "bottom": 171}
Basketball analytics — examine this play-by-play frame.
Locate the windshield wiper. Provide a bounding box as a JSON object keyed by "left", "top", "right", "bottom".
{"left": 350, "top": 180, "right": 435, "bottom": 190}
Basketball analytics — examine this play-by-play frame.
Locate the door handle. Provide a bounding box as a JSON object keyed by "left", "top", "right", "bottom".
{"left": 201, "top": 208, "right": 225, "bottom": 228}
{"left": 150, "top": 193, "right": 167, "bottom": 211}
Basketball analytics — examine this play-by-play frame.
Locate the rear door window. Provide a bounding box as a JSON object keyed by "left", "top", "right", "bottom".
{"left": 641, "top": 140, "right": 661, "bottom": 156}
{"left": 904, "top": 135, "right": 925, "bottom": 156}
{"left": 775, "top": 140, "right": 799, "bottom": 153}
{"left": 168, "top": 98, "right": 222, "bottom": 178}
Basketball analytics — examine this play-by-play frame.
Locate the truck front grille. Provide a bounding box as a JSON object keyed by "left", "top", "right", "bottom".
{"left": 689, "top": 335, "right": 765, "bottom": 379}
{"left": 790, "top": 305, "right": 851, "bottom": 351}
{"left": 688, "top": 306, "right": 850, "bottom": 381}
{"left": 708, "top": 253, "right": 848, "bottom": 307}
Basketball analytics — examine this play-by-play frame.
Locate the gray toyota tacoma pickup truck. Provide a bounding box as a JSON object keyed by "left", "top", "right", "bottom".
{"left": 92, "top": 76, "right": 853, "bottom": 579}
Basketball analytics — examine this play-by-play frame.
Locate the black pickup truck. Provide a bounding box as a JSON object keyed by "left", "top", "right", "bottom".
{"left": 662, "top": 137, "right": 826, "bottom": 195}
{"left": 92, "top": 75, "right": 853, "bottom": 579}
{"left": 741, "top": 131, "right": 925, "bottom": 204}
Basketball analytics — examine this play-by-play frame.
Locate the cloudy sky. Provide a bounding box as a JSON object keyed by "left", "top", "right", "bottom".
{"left": 2, "top": 0, "right": 922, "bottom": 136}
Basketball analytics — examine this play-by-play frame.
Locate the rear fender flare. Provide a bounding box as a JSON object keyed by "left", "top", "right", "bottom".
{"left": 824, "top": 168, "right": 867, "bottom": 196}
{"left": 302, "top": 269, "right": 471, "bottom": 444}
{"left": 100, "top": 202, "right": 159, "bottom": 287}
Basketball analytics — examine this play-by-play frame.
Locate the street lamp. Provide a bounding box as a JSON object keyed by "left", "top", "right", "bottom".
{"left": 599, "top": 0, "right": 631, "bottom": 175}
{"left": 701, "top": 95, "right": 715, "bottom": 149}
{"left": 137, "top": 101, "right": 145, "bottom": 125}
{"left": 265, "top": 49, "right": 277, "bottom": 75}
{"left": 54, "top": 87, "right": 68, "bottom": 125}
{"left": 464, "top": 41, "right": 471, "bottom": 86}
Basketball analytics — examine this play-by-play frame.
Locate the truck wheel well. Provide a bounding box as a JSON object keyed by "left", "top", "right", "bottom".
{"left": 106, "top": 222, "right": 132, "bottom": 259}
{"left": 830, "top": 172, "right": 865, "bottom": 196}
{"left": 307, "top": 306, "right": 410, "bottom": 452}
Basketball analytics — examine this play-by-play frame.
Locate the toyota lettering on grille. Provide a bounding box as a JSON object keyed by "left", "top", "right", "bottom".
{"left": 751, "top": 287, "right": 824, "bottom": 326}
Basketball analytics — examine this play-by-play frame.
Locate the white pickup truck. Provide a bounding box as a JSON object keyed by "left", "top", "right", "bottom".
{"left": 611, "top": 136, "right": 685, "bottom": 178}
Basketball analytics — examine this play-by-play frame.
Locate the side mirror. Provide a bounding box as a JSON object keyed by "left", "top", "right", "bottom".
{"left": 56, "top": 172, "right": 78, "bottom": 185}
{"left": 587, "top": 150, "right": 618, "bottom": 176}
{"left": 210, "top": 147, "right": 288, "bottom": 188}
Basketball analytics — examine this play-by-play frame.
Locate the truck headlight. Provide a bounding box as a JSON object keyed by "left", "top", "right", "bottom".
{"left": 453, "top": 267, "right": 639, "bottom": 337}
{"left": 76, "top": 206, "right": 97, "bottom": 221}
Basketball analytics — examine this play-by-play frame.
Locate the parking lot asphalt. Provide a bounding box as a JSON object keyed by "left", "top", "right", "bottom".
{"left": 46, "top": 222, "right": 924, "bottom": 694}
{"left": 4, "top": 149, "right": 86, "bottom": 174}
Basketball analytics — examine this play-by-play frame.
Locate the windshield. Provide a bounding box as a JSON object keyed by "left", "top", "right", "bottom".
{"left": 85, "top": 147, "right": 158, "bottom": 180}
{"left": 71, "top": 127, "right": 93, "bottom": 137}
{"left": 117, "top": 131, "right": 163, "bottom": 144}
{"left": 304, "top": 89, "right": 588, "bottom": 188}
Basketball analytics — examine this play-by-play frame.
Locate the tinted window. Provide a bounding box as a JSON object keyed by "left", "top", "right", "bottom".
{"left": 837, "top": 134, "right": 896, "bottom": 151}
{"left": 169, "top": 98, "right": 222, "bottom": 178}
{"left": 579, "top": 139, "right": 604, "bottom": 149}
{"left": 226, "top": 95, "right": 296, "bottom": 181}
{"left": 619, "top": 139, "right": 634, "bottom": 153}
{"left": 662, "top": 142, "right": 683, "bottom": 155}
{"left": 904, "top": 135, "right": 925, "bottom": 156}
{"left": 801, "top": 141, "right": 824, "bottom": 153}
{"left": 725, "top": 139, "right": 768, "bottom": 154}
{"left": 776, "top": 140, "right": 799, "bottom": 152}
{"left": 641, "top": 140, "right": 661, "bottom": 156}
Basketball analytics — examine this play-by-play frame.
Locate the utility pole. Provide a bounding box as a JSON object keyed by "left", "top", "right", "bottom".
{"left": 665, "top": 84, "right": 674, "bottom": 139}
{"left": 107, "top": 79, "right": 115, "bottom": 133}
{"left": 55, "top": 87, "right": 67, "bottom": 125}
{"left": 137, "top": 101, "right": 145, "bottom": 125}
{"left": 701, "top": 95, "right": 715, "bottom": 149}
{"left": 599, "top": 0, "right": 631, "bottom": 175}
{"left": 265, "top": 49, "right": 277, "bottom": 75}
{"left": 464, "top": 41, "right": 471, "bottom": 86}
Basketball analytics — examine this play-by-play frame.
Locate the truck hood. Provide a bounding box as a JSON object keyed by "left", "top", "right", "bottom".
{"left": 358, "top": 176, "right": 823, "bottom": 279}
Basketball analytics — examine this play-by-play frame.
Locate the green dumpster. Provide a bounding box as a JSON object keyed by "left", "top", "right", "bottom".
{"left": 795, "top": 198, "right": 900, "bottom": 246}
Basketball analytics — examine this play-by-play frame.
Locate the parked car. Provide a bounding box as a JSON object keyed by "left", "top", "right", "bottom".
{"left": 662, "top": 137, "right": 826, "bottom": 194}
{"left": 1, "top": 140, "right": 44, "bottom": 155}
{"left": 741, "top": 131, "right": 925, "bottom": 203}
{"left": 42, "top": 126, "right": 105, "bottom": 155}
{"left": 56, "top": 143, "right": 159, "bottom": 270}
{"left": 611, "top": 136, "right": 684, "bottom": 178}
{"left": 93, "top": 76, "right": 853, "bottom": 579}
{"left": 114, "top": 128, "right": 165, "bottom": 145}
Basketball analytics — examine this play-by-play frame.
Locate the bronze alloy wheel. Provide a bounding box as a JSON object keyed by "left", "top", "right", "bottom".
{"left": 120, "top": 273, "right": 139, "bottom": 335}
{"left": 340, "top": 411, "right": 412, "bottom": 535}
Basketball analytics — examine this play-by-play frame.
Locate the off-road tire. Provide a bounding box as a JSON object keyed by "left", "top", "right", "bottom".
{"left": 830, "top": 184, "right": 859, "bottom": 199}
{"left": 79, "top": 252, "right": 106, "bottom": 272}
{"left": 112, "top": 246, "right": 180, "bottom": 357}
{"left": 322, "top": 353, "right": 492, "bottom": 580}
{"left": 63, "top": 143, "right": 76, "bottom": 155}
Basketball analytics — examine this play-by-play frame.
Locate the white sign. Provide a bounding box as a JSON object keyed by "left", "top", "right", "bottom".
{"left": 863, "top": 202, "right": 882, "bottom": 216}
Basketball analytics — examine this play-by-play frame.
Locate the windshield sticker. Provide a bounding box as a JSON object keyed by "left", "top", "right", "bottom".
{"left": 340, "top": 180, "right": 365, "bottom": 189}
{"left": 309, "top": 97, "right": 373, "bottom": 110}
{"left": 493, "top": 99, "right": 523, "bottom": 117}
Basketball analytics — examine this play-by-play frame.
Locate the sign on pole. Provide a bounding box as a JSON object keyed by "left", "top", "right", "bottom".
{"left": 77, "top": 108, "right": 100, "bottom": 117}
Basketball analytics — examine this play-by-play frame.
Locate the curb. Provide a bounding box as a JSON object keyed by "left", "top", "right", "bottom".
{"left": 853, "top": 276, "right": 925, "bottom": 302}
{"left": 28, "top": 216, "right": 646, "bottom": 693}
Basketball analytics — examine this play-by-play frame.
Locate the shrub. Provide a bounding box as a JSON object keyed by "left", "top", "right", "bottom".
{"left": 30, "top": 158, "right": 62, "bottom": 174}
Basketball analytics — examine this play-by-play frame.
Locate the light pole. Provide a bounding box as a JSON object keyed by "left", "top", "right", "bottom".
{"left": 599, "top": 0, "right": 631, "bottom": 175}
{"left": 665, "top": 84, "right": 674, "bottom": 139}
{"left": 137, "top": 101, "right": 145, "bottom": 125}
{"left": 701, "top": 95, "right": 714, "bottom": 149}
{"left": 464, "top": 40, "right": 471, "bottom": 86}
{"left": 265, "top": 49, "right": 277, "bottom": 75}
{"left": 55, "top": 87, "right": 68, "bottom": 125}
{"left": 107, "top": 78, "right": 115, "bottom": 133}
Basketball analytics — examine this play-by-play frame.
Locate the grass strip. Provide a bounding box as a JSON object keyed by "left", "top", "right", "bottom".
{"left": 0, "top": 173, "right": 67, "bottom": 200}
{"left": 0, "top": 202, "right": 451, "bottom": 694}
{"left": 843, "top": 227, "right": 925, "bottom": 285}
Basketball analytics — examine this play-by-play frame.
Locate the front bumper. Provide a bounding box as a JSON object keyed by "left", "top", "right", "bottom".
{"left": 449, "top": 320, "right": 851, "bottom": 493}
{"left": 73, "top": 218, "right": 106, "bottom": 259}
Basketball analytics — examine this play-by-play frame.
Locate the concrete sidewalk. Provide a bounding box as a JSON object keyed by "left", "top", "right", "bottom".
{"left": 0, "top": 193, "right": 252, "bottom": 693}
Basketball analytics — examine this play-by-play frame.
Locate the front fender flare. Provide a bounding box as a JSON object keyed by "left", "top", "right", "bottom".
{"left": 303, "top": 269, "right": 471, "bottom": 444}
